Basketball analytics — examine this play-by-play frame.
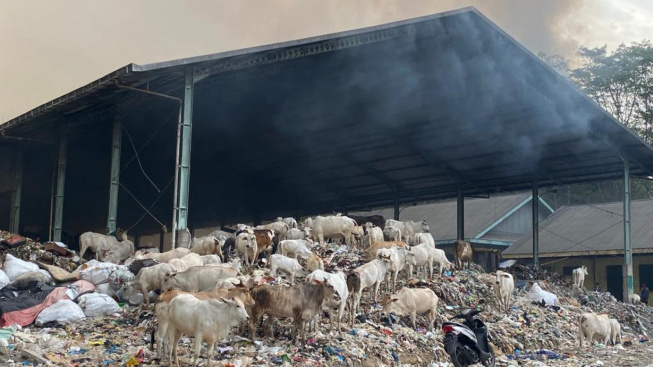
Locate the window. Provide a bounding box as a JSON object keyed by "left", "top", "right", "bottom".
{"left": 563, "top": 266, "right": 576, "bottom": 276}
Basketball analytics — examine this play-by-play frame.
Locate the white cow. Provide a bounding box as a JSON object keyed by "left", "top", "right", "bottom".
{"left": 102, "top": 240, "right": 135, "bottom": 264}
{"left": 347, "top": 259, "right": 388, "bottom": 324}
{"left": 286, "top": 227, "right": 311, "bottom": 240}
{"left": 572, "top": 266, "right": 589, "bottom": 289}
{"left": 404, "top": 243, "right": 435, "bottom": 279}
{"left": 609, "top": 318, "right": 622, "bottom": 345}
{"left": 432, "top": 248, "right": 454, "bottom": 277}
{"left": 190, "top": 236, "right": 222, "bottom": 258}
{"left": 278, "top": 217, "right": 298, "bottom": 229}
{"left": 579, "top": 312, "right": 611, "bottom": 347}
{"left": 200, "top": 254, "right": 222, "bottom": 265}
{"left": 306, "top": 270, "right": 349, "bottom": 332}
{"left": 255, "top": 220, "right": 289, "bottom": 241}
{"left": 494, "top": 270, "right": 514, "bottom": 312}
{"left": 278, "top": 239, "right": 313, "bottom": 259}
{"left": 163, "top": 265, "right": 239, "bottom": 292}
{"left": 124, "top": 263, "right": 175, "bottom": 307}
{"left": 166, "top": 295, "right": 249, "bottom": 367}
{"left": 79, "top": 231, "right": 131, "bottom": 260}
{"left": 383, "top": 226, "right": 402, "bottom": 242}
{"left": 414, "top": 232, "right": 435, "bottom": 248}
{"left": 168, "top": 253, "right": 203, "bottom": 272}
{"left": 377, "top": 246, "right": 410, "bottom": 292}
{"left": 628, "top": 294, "right": 641, "bottom": 304}
{"left": 269, "top": 254, "right": 305, "bottom": 283}
{"left": 136, "top": 248, "right": 191, "bottom": 263}
{"left": 363, "top": 223, "right": 385, "bottom": 248}
{"left": 303, "top": 215, "right": 357, "bottom": 245}
{"left": 385, "top": 219, "right": 429, "bottom": 244}
{"left": 235, "top": 232, "right": 257, "bottom": 266}
{"left": 381, "top": 287, "right": 439, "bottom": 330}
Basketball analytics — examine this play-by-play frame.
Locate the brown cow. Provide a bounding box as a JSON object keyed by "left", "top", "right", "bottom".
{"left": 453, "top": 240, "right": 473, "bottom": 270}
{"left": 365, "top": 240, "right": 407, "bottom": 260}
{"left": 249, "top": 281, "right": 337, "bottom": 342}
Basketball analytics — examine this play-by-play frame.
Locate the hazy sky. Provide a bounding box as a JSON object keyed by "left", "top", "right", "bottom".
{"left": 1, "top": 0, "right": 652, "bottom": 122}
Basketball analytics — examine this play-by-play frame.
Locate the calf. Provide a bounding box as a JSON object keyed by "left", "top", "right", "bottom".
{"left": 124, "top": 263, "right": 175, "bottom": 308}
{"left": 190, "top": 236, "right": 223, "bottom": 259}
{"left": 453, "top": 240, "right": 473, "bottom": 270}
{"left": 278, "top": 239, "right": 313, "bottom": 259}
{"left": 494, "top": 270, "right": 514, "bottom": 312}
{"left": 166, "top": 295, "right": 249, "bottom": 367}
{"left": 381, "top": 287, "right": 438, "bottom": 330}
{"left": 347, "top": 259, "right": 389, "bottom": 324}
{"left": 269, "top": 254, "right": 305, "bottom": 283}
{"left": 572, "top": 266, "right": 589, "bottom": 289}
{"left": 306, "top": 270, "right": 348, "bottom": 332}
{"left": 432, "top": 248, "right": 453, "bottom": 277}
{"left": 306, "top": 253, "right": 324, "bottom": 272}
{"left": 628, "top": 294, "right": 641, "bottom": 304}
{"left": 249, "top": 281, "right": 337, "bottom": 342}
{"left": 579, "top": 312, "right": 611, "bottom": 347}
{"left": 609, "top": 318, "right": 622, "bottom": 345}
{"left": 365, "top": 240, "right": 407, "bottom": 260}
{"left": 163, "top": 265, "right": 239, "bottom": 292}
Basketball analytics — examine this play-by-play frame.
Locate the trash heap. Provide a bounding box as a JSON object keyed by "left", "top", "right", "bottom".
{"left": 0, "top": 232, "right": 651, "bottom": 366}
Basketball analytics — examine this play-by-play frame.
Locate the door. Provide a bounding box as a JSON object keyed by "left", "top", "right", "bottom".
{"left": 606, "top": 265, "right": 623, "bottom": 301}
{"left": 638, "top": 264, "right": 653, "bottom": 305}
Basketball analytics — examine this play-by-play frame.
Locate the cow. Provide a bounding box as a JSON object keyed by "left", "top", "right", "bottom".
{"left": 269, "top": 254, "right": 306, "bottom": 283}
{"left": 123, "top": 263, "right": 175, "bottom": 308}
{"left": 363, "top": 223, "right": 385, "bottom": 248}
{"left": 306, "top": 270, "right": 349, "bottom": 333}
{"left": 168, "top": 253, "right": 203, "bottom": 272}
{"left": 365, "top": 240, "right": 407, "bottom": 261}
{"left": 249, "top": 281, "right": 337, "bottom": 342}
{"left": 383, "top": 226, "right": 402, "bottom": 242}
{"left": 404, "top": 243, "right": 435, "bottom": 279}
{"left": 166, "top": 295, "right": 249, "bottom": 367}
{"left": 572, "top": 266, "right": 589, "bottom": 289}
{"left": 351, "top": 225, "right": 365, "bottom": 247}
{"left": 206, "top": 230, "right": 236, "bottom": 261}
{"left": 154, "top": 286, "right": 254, "bottom": 356}
{"left": 190, "top": 236, "right": 223, "bottom": 259}
{"left": 278, "top": 217, "right": 298, "bottom": 229}
{"left": 102, "top": 239, "right": 135, "bottom": 264}
{"left": 286, "top": 227, "right": 311, "bottom": 241}
{"left": 136, "top": 247, "right": 191, "bottom": 263}
{"left": 628, "top": 294, "right": 641, "bottom": 304}
{"left": 252, "top": 229, "right": 275, "bottom": 261}
{"left": 381, "top": 287, "right": 439, "bottom": 330}
{"left": 579, "top": 312, "right": 611, "bottom": 347}
{"left": 278, "top": 239, "right": 313, "bottom": 260}
{"left": 609, "top": 318, "right": 622, "bottom": 345}
{"left": 256, "top": 220, "right": 289, "bottom": 241}
{"left": 453, "top": 240, "right": 473, "bottom": 270}
{"left": 235, "top": 232, "right": 257, "bottom": 266}
{"left": 79, "top": 229, "right": 131, "bottom": 260}
{"left": 306, "top": 253, "right": 324, "bottom": 272}
{"left": 377, "top": 246, "right": 410, "bottom": 292}
{"left": 303, "top": 215, "right": 357, "bottom": 245}
{"left": 494, "top": 270, "right": 514, "bottom": 312}
{"left": 347, "top": 215, "right": 385, "bottom": 230}
{"left": 385, "top": 219, "right": 429, "bottom": 243}
{"left": 199, "top": 254, "right": 222, "bottom": 265}
{"left": 414, "top": 232, "right": 435, "bottom": 248}
{"left": 162, "top": 265, "right": 239, "bottom": 292}
{"left": 347, "top": 259, "right": 388, "bottom": 324}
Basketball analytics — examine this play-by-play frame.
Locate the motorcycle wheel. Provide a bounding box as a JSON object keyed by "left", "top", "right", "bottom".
{"left": 449, "top": 342, "right": 470, "bottom": 367}
{"left": 482, "top": 347, "right": 496, "bottom": 367}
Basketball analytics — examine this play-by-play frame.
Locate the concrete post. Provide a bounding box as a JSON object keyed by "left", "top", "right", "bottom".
{"left": 393, "top": 194, "right": 400, "bottom": 220}
{"left": 457, "top": 187, "right": 464, "bottom": 240}
{"left": 532, "top": 182, "right": 539, "bottom": 269}
{"left": 53, "top": 129, "right": 68, "bottom": 242}
{"left": 623, "top": 162, "right": 633, "bottom": 301}
{"left": 177, "top": 69, "right": 194, "bottom": 232}
{"left": 9, "top": 150, "right": 23, "bottom": 234}
{"left": 107, "top": 109, "right": 122, "bottom": 234}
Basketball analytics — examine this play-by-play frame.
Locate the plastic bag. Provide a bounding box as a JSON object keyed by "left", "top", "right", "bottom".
{"left": 77, "top": 293, "right": 121, "bottom": 317}
{"left": 0, "top": 270, "right": 10, "bottom": 290}
{"left": 526, "top": 282, "right": 558, "bottom": 306}
{"left": 3, "top": 254, "right": 40, "bottom": 280}
{"left": 79, "top": 262, "right": 122, "bottom": 285}
{"left": 108, "top": 268, "right": 135, "bottom": 293}
{"left": 35, "top": 300, "right": 86, "bottom": 326}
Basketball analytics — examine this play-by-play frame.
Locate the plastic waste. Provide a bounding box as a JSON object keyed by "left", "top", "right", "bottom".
{"left": 78, "top": 262, "right": 122, "bottom": 285}
{"left": 35, "top": 300, "right": 86, "bottom": 326}
{"left": 526, "top": 282, "right": 558, "bottom": 306}
{"left": 0, "top": 270, "right": 9, "bottom": 290}
{"left": 3, "top": 254, "right": 39, "bottom": 280}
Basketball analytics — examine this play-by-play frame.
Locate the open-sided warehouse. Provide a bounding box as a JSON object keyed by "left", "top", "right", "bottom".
{"left": 2, "top": 8, "right": 653, "bottom": 298}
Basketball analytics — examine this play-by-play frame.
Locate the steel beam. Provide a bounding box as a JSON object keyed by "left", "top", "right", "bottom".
{"left": 393, "top": 194, "right": 400, "bottom": 220}
{"left": 9, "top": 149, "right": 23, "bottom": 234}
{"left": 177, "top": 69, "right": 194, "bottom": 233}
{"left": 623, "top": 162, "right": 633, "bottom": 301}
{"left": 457, "top": 187, "right": 464, "bottom": 240}
{"left": 53, "top": 129, "right": 68, "bottom": 242}
{"left": 532, "top": 181, "right": 539, "bottom": 269}
{"left": 107, "top": 109, "right": 122, "bottom": 234}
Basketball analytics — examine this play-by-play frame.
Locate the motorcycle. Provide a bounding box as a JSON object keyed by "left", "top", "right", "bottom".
{"left": 442, "top": 300, "right": 495, "bottom": 367}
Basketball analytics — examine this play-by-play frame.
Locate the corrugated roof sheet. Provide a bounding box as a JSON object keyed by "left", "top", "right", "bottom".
{"left": 503, "top": 199, "right": 653, "bottom": 257}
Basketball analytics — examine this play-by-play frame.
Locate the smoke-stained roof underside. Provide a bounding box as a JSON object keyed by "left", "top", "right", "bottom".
{"left": 2, "top": 8, "right": 653, "bottom": 235}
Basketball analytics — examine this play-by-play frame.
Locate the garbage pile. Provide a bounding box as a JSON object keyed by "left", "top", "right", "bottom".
{"left": 0, "top": 232, "right": 651, "bottom": 366}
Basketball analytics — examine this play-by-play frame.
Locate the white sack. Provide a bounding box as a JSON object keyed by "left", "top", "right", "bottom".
{"left": 3, "top": 254, "right": 39, "bottom": 281}
{"left": 78, "top": 262, "right": 122, "bottom": 285}
{"left": 77, "top": 293, "right": 121, "bottom": 317}
{"left": 0, "top": 270, "right": 10, "bottom": 290}
{"left": 35, "top": 300, "right": 86, "bottom": 326}
{"left": 526, "top": 282, "right": 559, "bottom": 306}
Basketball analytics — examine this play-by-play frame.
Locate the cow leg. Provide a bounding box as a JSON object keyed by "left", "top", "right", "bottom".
{"left": 172, "top": 330, "right": 183, "bottom": 367}
{"left": 411, "top": 312, "right": 417, "bottom": 329}
{"left": 602, "top": 333, "right": 610, "bottom": 347}
{"left": 249, "top": 308, "right": 261, "bottom": 340}
{"left": 205, "top": 340, "right": 215, "bottom": 367}
{"left": 373, "top": 281, "right": 381, "bottom": 303}
{"left": 392, "top": 270, "right": 398, "bottom": 293}
{"left": 290, "top": 272, "right": 295, "bottom": 283}
{"left": 192, "top": 332, "right": 202, "bottom": 366}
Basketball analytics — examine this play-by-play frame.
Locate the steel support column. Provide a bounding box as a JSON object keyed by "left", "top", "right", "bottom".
{"left": 393, "top": 194, "right": 400, "bottom": 220}
{"left": 623, "top": 162, "right": 633, "bottom": 301}
{"left": 457, "top": 187, "right": 464, "bottom": 240}
{"left": 9, "top": 150, "right": 23, "bottom": 234}
{"left": 53, "top": 129, "right": 68, "bottom": 242}
{"left": 532, "top": 181, "right": 539, "bottom": 269}
{"left": 176, "top": 69, "right": 194, "bottom": 234}
{"left": 107, "top": 109, "right": 122, "bottom": 234}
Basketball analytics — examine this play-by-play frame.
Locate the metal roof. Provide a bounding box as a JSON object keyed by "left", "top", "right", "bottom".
{"left": 3, "top": 7, "right": 653, "bottom": 234}
{"left": 502, "top": 199, "right": 653, "bottom": 258}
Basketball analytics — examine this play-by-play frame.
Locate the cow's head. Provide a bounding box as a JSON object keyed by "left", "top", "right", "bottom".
{"left": 496, "top": 271, "right": 511, "bottom": 285}
{"left": 421, "top": 220, "right": 430, "bottom": 233}
{"left": 162, "top": 271, "right": 178, "bottom": 291}
{"left": 582, "top": 265, "right": 588, "bottom": 275}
